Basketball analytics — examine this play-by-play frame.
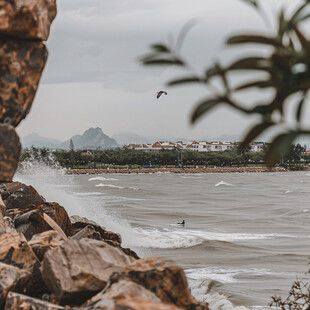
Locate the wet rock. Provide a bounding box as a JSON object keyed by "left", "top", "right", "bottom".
{"left": 71, "top": 225, "right": 101, "bottom": 241}
{"left": 0, "top": 231, "right": 40, "bottom": 272}
{"left": 105, "top": 240, "right": 139, "bottom": 260}
{"left": 0, "top": 125, "right": 21, "bottom": 182}
{"left": 41, "top": 239, "right": 135, "bottom": 305}
{"left": 70, "top": 215, "right": 122, "bottom": 244}
{"left": 15, "top": 209, "right": 51, "bottom": 240}
{"left": 110, "top": 257, "right": 209, "bottom": 310}
{"left": 41, "top": 202, "right": 71, "bottom": 236}
{"left": 0, "top": 263, "right": 31, "bottom": 308}
{"left": 4, "top": 292, "right": 65, "bottom": 310}
{"left": 29, "top": 230, "right": 64, "bottom": 261}
{"left": 0, "top": 182, "right": 45, "bottom": 211}
{"left": 0, "top": 38, "right": 48, "bottom": 127}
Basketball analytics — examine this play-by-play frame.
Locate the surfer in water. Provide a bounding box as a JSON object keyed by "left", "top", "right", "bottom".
{"left": 177, "top": 220, "right": 185, "bottom": 226}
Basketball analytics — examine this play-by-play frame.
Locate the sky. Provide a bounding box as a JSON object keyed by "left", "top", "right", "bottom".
{"left": 17, "top": 0, "right": 304, "bottom": 142}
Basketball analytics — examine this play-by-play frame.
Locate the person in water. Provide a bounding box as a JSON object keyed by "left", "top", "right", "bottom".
{"left": 178, "top": 220, "right": 185, "bottom": 226}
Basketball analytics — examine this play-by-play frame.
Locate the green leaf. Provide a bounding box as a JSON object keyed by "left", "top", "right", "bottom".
{"left": 296, "top": 91, "right": 307, "bottom": 122}
{"left": 143, "top": 58, "right": 185, "bottom": 66}
{"left": 291, "top": 1, "right": 310, "bottom": 23}
{"left": 239, "top": 122, "right": 274, "bottom": 151}
{"left": 227, "top": 35, "right": 282, "bottom": 47}
{"left": 168, "top": 76, "right": 203, "bottom": 86}
{"left": 151, "top": 44, "right": 171, "bottom": 53}
{"left": 235, "top": 80, "right": 274, "bottom": 91}
{"left": 228, "top": 57, "right": 271, "bottom": 72}
{"left": 265, "top": 132, "right": 299, "bottom": 167}
{"left": 191, "top": 97, "right": 227, "bottom": 124}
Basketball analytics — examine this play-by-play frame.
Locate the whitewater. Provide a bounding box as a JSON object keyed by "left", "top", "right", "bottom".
{"left": 15, "top": 165, "right": 310, "bottom": 310}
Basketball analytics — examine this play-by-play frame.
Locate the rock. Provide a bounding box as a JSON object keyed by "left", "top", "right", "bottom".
{"left": 40, "top": 202, "right": 71, "bottom": 236}
{"left": 109, "top": 257, "right": 209, "bottom": 310}
{"left": 41, "top": 239, "right": 135, "bottom": 305}
{"left": 15, "top": 209, "right": 52, "bottom": 240}
{"left": 0, "top": 38, "right": 47, "bottom": 127}
{"left": 104, "top": 240, "right": 139, "bottom": 260}
{"left": 4, "top": 292, "right": 65, "bottom": 310}
{"left": 29, "top": 230, "right": 64, "bottom": 261}
{"left": 0, "top": 231, "right": 40, "bottom": 272}
{"left": 0, "top": 182, "right": 45, "bottom": 211}
{"left": 70, "top": 215, "right": 122, "bottom": 244}
{"left": 0, "top": 263, "right": 31, "bottom": 308}
{"left": 71, "top": 225, "right": 101, "bottom": 241}
{"left": 0, "top": 125, "right": 21, "bottom": 182}
{"left": 3, "top": 217, "right": 15, "bottom": 232}
{"left": 0, "top": 0, "right": 57, "bottom": 41}
{"left": 85, "top": 298, "right": 183, "bottom": 310}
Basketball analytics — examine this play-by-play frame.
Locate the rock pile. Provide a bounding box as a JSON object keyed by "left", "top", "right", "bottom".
{"left": 0, "top": 0, "right": 209, "bottom": 309}
{"left": 0, "top": 181, "right": 209, "bottom": 309}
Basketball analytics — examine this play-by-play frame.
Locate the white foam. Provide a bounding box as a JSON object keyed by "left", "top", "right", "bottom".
{"left": 130, "top": 227, "right": 293, "bottom": 249}
{"left": 95, "top": 183, "right": 139, "bottom": 190}
{"left": 215, "top": 181, "right": 235, "bottom": 187}
{"left": 89, "top": 176, "right": 118, "bottom": 181}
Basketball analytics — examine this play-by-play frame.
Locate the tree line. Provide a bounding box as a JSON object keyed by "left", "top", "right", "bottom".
{"left": 20, "top": 144, "right": 309, "bottom": 169}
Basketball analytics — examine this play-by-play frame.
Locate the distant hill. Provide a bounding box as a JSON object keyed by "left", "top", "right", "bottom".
{"left": 22, "top": 128, "right": 119, "bottom": 150}
{"left": 112, "top": 132, "right": 155, "bottom": 145}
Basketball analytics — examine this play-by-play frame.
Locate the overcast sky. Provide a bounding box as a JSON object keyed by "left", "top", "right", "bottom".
{"left": 17, "top": 0, "right": 303, "bottom": 142}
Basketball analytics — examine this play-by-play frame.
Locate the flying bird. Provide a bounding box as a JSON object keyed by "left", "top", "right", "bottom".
{"left": 157, "top": 91, "right": 167, "bottom": 99}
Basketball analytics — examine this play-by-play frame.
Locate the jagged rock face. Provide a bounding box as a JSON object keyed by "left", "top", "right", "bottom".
{"left": 0, "top": 0, "right": 57, "bottom": 41}
{"left": 0, "top": 125, "right": 21, "bottom": 182}
{"left": 0, "top": 38, "right": 48, "bottom": 127}
{"left": 0, "top": 263, "right": 31, "bottom": 309}
{"left": 0, "top": 231, "right": 40, "bottom": 273}
{"left": 41, "top": 239, "right": 135, "bottom": 305}
{"left": 110, "top": 257, "right": 209, "bottom": 310}
{"left": 0, "top": 182, "right": 45, "bottom": 211}
{"left": 29, "top": 231, "right": 64, "bottom": 261}
{"left": 70, "top": 215, "right": 122, "bottom": 244}
{"left": 5, "top": 292, "right": 65, "bottom": 310}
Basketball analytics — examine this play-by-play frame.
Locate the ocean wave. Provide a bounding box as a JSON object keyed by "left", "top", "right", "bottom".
{"left": 130, "top": 227, "right": 292, "bottom": 249}
{"left": 95, "top": 183, "right": 139, "bottom": 190}
{"left": 74, "top": 192, "right": 104, "bottom": 196}
{"left": 89, "top": 176, "right": 118, "bottom": 181}
{"left": 215, "top": 181, "right": 235, "bottom": 187}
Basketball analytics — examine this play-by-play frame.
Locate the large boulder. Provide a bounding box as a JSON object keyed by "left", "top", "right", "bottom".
{"left": 109, "top": 257, "right": 209, "bottom": 310}
{"left": 70, "top": 215, "right": 122, "bottom": 244}
{"left": 41, "top": 239, "right": 135, "bottom": 306}
{"left": 0, "top": 38, "right": 47, "bottom": 127}
{"left": 0, "top": 182, "right": 45, "bottom": 211}
{"left": 0, "top": 263, "right": 31, "bottom": 308}
{"left": 0, "top": 231, "right": 40, "bottom": 273}
{"left": 29, "top": 230, "right": 64, "bottom": 261}
{"left": 0, "top": 125, "right": 21, "bottom": 182}
{"left": 5, "top": 292, "right": 65, "bottom": 310}
{"left": 0, "top": 0, "right": 57, "bottom": 41}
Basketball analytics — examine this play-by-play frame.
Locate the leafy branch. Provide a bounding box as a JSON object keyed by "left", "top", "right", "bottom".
{"left": 141, "top": 0, "right": 310, "bottom": 166}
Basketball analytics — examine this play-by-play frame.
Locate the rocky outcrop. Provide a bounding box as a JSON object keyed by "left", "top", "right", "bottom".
{"left": 41, "top": 239, "right": 135, "bottom": 305}
{"left": 0, "top": 0, "right": 57, "bottom": 40}
{"left": 109, "top": 257, "right": 209, "bottom": 310}
{"left": 0, "top": 125, "right": 21, "bottom": 182}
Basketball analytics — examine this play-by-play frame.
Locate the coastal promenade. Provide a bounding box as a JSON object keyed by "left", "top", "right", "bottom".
{"left": 66, "top": 166, "right": 296, "bottom": 175}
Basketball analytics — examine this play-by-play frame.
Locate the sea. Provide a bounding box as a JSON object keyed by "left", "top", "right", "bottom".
{"left": 15, "top": 165, "right": 310, "bottom": 310}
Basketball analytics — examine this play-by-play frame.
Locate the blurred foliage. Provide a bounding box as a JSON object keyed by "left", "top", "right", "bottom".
{"left": 141, "top": 0, "right": 310, "bottom": 166}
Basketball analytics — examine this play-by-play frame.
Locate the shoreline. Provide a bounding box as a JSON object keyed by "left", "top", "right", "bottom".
{"left": 65, "top": 166, "right": 305, "bottom": 175}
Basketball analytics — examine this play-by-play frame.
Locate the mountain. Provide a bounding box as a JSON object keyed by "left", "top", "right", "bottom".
{"left": 22, "top": 128, "right": 119, "bottom": 150}
{"left": 60, "top": 127, "right": 119, "bottom": 150}
{"left": 22, "top": 133, "right": 62, "bottom": 149}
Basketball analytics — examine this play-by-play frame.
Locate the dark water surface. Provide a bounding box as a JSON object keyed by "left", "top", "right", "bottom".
{"left": 17, "top": 170, "right": 310, "bottom": 310}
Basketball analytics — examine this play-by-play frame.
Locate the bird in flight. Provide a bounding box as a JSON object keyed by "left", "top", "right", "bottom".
{"left": 157, "top": 91, "right": 167, "bottom": 99}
